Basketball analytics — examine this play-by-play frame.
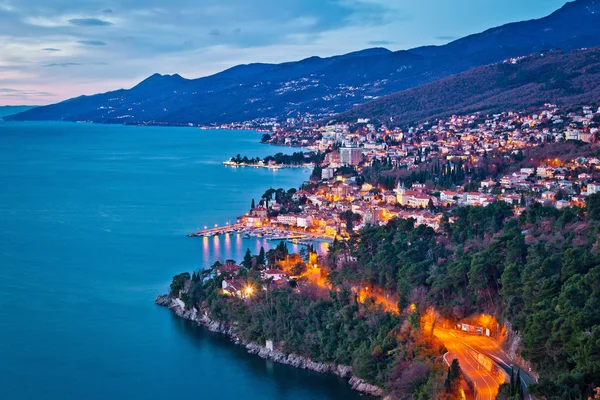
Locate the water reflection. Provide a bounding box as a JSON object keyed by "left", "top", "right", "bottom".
{"left": 197, "top": 235, "right": 330, "bottom": 267}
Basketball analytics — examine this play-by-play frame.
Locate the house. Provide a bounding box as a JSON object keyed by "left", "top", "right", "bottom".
{"left": 250, "top": 206, "right": 268, "bottom": 218}
{"left": 588, "top": 182, "right": 600, "bottom": 195}
{"left": 261, "top": 269, "right": 288, "bottom": 282}
{"left": 440, "top": 191, "right": 458, "bottom": 205}
{"left": 480, "top": 195, "right": 497, "bottom": 207}
{"left": 222, "top": 279, "right": 251, "bottom": 298}
{"left": 276, "top": 214, "right": 298, "bottom": 226}
{"left": 216, "top": 260, "right": 243, "bottom": 278}
{"left": 480, "top": 179, "right": 496, "bottom": 189}
{"left": 246, "top": 216, "right": 263, "bottom": 228}
{"left": 296, "top": 215, "right": 314, "bottom": 228}
{"left": 467, "top": 192, "right": 481, "bottom": 206}
{"left": 382, "top": 191, "right": 398, "bottom": 205}
{"left": 500, "top": 176, "right": 514, "bottom": 188}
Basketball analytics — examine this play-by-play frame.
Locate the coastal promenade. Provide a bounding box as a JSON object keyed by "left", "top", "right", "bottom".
{"left": 187, "top": 223, "right": 334, "bottom": 243}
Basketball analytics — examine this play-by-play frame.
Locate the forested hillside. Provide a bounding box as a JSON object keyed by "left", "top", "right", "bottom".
{"left": 338, "top": 47, "right": 600, "bottom": 127}
{"left": 171, "top": 195, "right": 600, "bottom": 399}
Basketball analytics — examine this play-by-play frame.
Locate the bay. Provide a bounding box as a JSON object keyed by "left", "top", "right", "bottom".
{"left": 0, "top": 121, "right": 360, "bottom": 400}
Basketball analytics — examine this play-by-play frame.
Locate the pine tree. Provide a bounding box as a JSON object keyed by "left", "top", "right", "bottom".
{"left": 251, "top": 198, "right": 255, "bottom": 209}
{"left": 445, "top": 359, "right": 461, "bottom": 396}
{"left": 258, "top": 246, "right": 266, "bottom": 266}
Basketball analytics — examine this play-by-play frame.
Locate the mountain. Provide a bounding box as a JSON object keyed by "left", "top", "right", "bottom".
{"left": 337, "top": 47, "right": 600, "bottom": 126}
{"left": 0, "top": 106, "right": 36, "bottom": 119}
{"left": 9, "top": 0, "right": 600, "bottom": 125}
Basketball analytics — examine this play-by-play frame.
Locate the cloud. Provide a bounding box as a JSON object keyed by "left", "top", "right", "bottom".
{"left": 44, "top": 62, "right": 82, "bottom": 67}
{"left": 0, "top": 0, "right": 570, "bottom": 106}
{"left": 68, "top": 18, "right": 113, "bottom": 27}
{"left": 368, "top": 40, "right": 393, "bottom": 46}
{"left": 77, "top": 40, "right": 107, "bottom": 46}
{"left": 0, "top": 88, "right": 55, "bottom": 97}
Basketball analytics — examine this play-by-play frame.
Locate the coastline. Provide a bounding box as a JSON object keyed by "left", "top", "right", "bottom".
{"left": 155, "top": 294, "right": 385, "bottom": 398}
{"left": 222, "top": 160, "right": 314, "bottom": 170}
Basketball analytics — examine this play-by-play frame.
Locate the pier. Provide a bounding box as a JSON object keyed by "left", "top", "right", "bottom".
{"left": 187, "top": 223, "right": 243, "bottom": 237}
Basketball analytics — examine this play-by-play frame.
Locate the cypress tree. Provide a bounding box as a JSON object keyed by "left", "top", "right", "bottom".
{"left": 242, "top": 248, "right": 253, "bottom": 269}
{"left": 258, "top": 246, "right": 266, "bottom": 266}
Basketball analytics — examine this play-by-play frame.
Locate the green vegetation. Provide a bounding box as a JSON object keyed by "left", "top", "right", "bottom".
{"left": 229, "top": 151, "right": 323, "bottom": 166}
{"left": 171, "top": 194, "right": 600, "bottom": 399}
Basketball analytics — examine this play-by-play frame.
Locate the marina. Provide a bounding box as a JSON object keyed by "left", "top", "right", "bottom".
{"left": 187, "top": 223, "right": 334, "bottom": 245}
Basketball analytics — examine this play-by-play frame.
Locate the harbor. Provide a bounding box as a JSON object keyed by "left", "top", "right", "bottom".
{"left": 187, "top": 223, "right": 334, "bottom": 245}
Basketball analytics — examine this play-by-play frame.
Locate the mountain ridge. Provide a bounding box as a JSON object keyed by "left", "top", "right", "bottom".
{"left": 336, "top": 47, "right": 600, "bottom": 126}
{"left": 9, "top": 0, "right": 600, "bottom": 125}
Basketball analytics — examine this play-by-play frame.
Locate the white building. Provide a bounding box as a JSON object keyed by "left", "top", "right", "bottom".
{"left": 340, "top": 147, "right": 363, "bottom": 166}
{"left": 276, "top": 215, "right": 298, "bottom": 226}
{"left": 588, "top": 182, "right": 600, "bottom": 195}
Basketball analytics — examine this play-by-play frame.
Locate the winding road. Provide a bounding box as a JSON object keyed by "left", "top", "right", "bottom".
{"left": 434, "top": 327, "right": 536, "bottom": 400}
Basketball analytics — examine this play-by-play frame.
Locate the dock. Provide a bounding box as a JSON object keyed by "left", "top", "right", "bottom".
{"left": 187, "top": 223, "right": 243, "bottom": 237}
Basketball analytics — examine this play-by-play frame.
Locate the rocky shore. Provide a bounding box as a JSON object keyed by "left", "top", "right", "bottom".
{"left": 155, "top": 294, "right": 385, "bottom": 397}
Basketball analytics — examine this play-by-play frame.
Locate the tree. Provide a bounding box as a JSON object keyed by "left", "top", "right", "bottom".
{"left": 444, "top": 359, "right": 462, "bottom": 398}
{"left": 311, "top": 165, "right": 323, "bottom": 181}
{"left": 170, "top": 272, "right": 190, "bottom": 297}
{"left": 291, "top": 261, "right": 307, "bottom": 276}
{"left": 251, "top": 198, "right": 255, "bottom": 209}
{"left": 257, "top": 246, "right": 266, "bottom": 266}
{"left": 428, "top": 198, "right": 435, "bottom": 211}
{"left": 242, "top": 248, "right": 253, "bottom": 269}
{"left": 587, "top": 193, "right": 600, "bottom": 220}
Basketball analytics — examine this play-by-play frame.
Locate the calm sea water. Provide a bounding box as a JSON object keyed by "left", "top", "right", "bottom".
{"left": 0, "top": 121, "right": 360, "bottom": 400}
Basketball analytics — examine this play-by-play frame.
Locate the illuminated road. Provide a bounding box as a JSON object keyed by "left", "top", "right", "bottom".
{"left": 435, "top": 328, "right": 503, "bottom": 400}
{"left": 434, "top": 327, "right": 536, "bottom": 400}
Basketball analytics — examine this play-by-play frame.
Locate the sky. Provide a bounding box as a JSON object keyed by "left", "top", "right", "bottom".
{"left": 0, "top": 0, "right": 569, "bottom": 106}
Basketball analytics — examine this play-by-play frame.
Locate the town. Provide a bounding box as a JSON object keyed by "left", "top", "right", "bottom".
{"left": 192, "top": 104, "right": 600, "bottom": 241}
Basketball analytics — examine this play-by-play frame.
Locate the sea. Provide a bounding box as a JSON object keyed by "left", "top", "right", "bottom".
{"left": 0, "top": 118, "right": 362, "bottom": 400}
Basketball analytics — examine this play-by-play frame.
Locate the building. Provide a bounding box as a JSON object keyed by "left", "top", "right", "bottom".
{"left": 588, "top": 182, "right": 600, "bottom": 195}
{"left": 276, "top": 214, "right": 297, "bottom": 226}
{"left": 394, "top": 183, "right": 434, "bottom": 208}
{"left": 216, "top": 261, "right": 243, "bottom": 278}
{"left": 250, "top": 206, "right": 268, "bottom": 218}
{"left": 296, "top": 215, "right": 314, "bottom": 228}
{"left": 261, "top": 269, "right": 288, "bottom": 282}
{"left": 321, "top": 168, "right": 335, "bottom": 180}
{"left": 340, "top": 147, "right": 363, "bottom": 166}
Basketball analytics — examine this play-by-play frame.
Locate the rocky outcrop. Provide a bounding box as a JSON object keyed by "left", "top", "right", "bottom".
{"left": 502, "top": 321, "right": 539, "bottom": 381}
{"left": 155, "top": 294, "right": 385, "bottom": 397}
{"left": 245, "top": 343, "right": 355, "bottom": 379}
{"left": 348, "top": 376, "right": 385, "bottom": 397}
